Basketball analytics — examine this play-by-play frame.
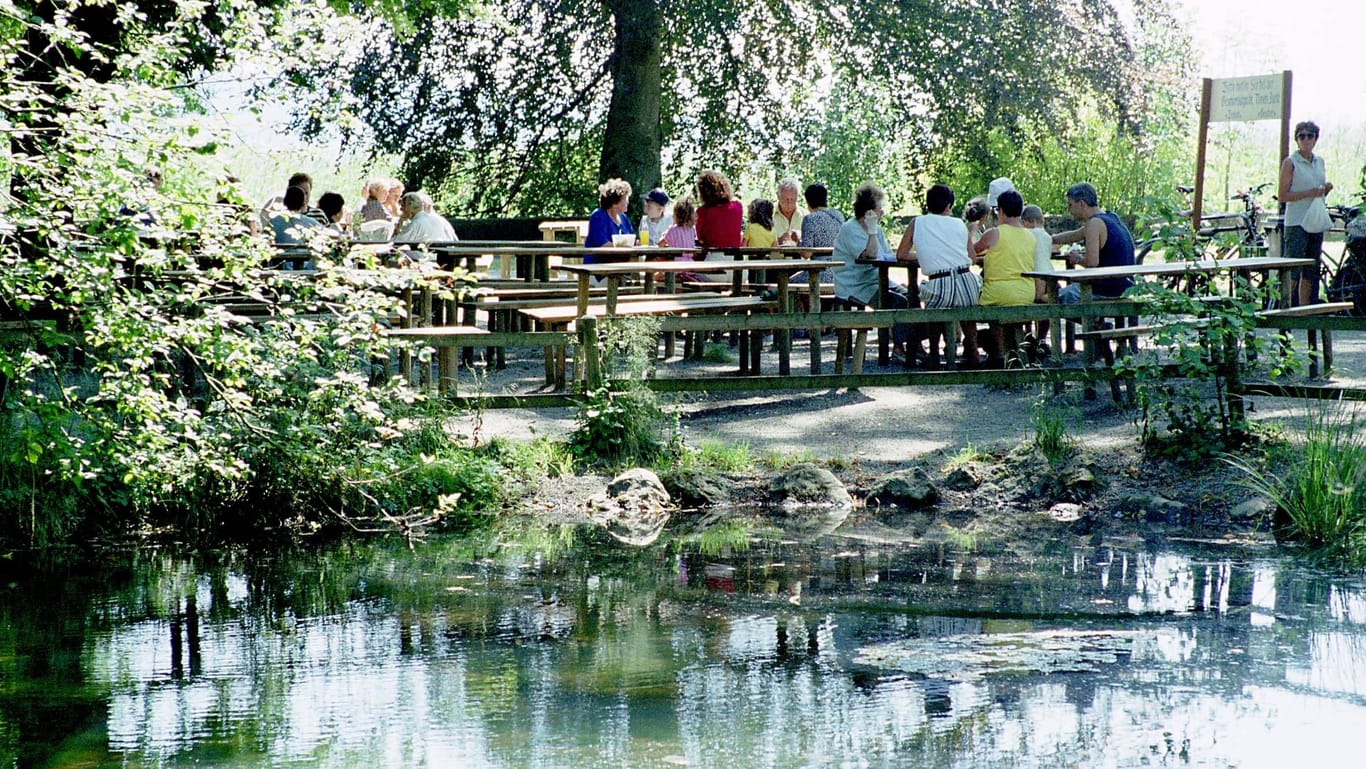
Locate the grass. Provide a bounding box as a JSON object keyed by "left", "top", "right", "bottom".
{"left": 945, "top": 443, "right": 991, "bottom": 470}
{"left": 1031, "top": 394, "right": 1076, "bottom": 467}
{"left": 1229, "top": 405, "right": 1366, "bottom": 564}
{"left": 759, "top": 449, "right": 818, "bottom": 470}
{"left": 677, "top": 439, "right": 752, "bottom": 473}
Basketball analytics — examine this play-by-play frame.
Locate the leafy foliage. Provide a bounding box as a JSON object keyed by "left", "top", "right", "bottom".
{"left": 279, "top": 0, "right": 1197, "bottom": 217}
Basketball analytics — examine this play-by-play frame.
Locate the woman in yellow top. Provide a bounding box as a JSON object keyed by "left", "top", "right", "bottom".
{"left": 744, "top": 198, "right": 777, "bottom": 248}
{"left": 971, "top": 189, "right": 1035, "bottom": 366}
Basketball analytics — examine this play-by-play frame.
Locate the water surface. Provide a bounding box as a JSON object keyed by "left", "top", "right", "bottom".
{"left": 3, "top": 529, "right": 1365, "bottom": 768}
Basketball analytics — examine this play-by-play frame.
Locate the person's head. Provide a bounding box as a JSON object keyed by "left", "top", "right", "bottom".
{"left": 852, "top": 182, "right": 885, "bottom": 220}
{"left": 1295, "top": 120, "right": 1321, "bottom": 146}
{"left": 804, "top": 183, "right": 828, "bottom": 209}
{"left": 963, "top": 197, "right": 990, "bottom": 223}
{"left": 996, "top": 189, "right": 1024, "bottom": 219}
{"left": 695, "top": 170, "right": 733, "bottom": 207}
{"left": 986, "top": 177, "right": 1015, "bottom": 209}
{"left": 283, "top": 185, "right": 308, "bottom": 213}
{"left": 287, "top": 172, "right": 313, "bottom": 198}
{"left": 318, "top": 191, "right": 346, "bottom": 223}
{"left": 365, "top": 179, "right": 387, "bottom": 202}
{"left": 598, "top": 178, "right": 632, "bottom": 213}
{"left": 1021, "top": 204, "right": 1045, "bottom": 227}
{"left": 1064, "top": 182, "right": 1100, "bottom": 213}
{"left": 643, "top": 187, "right": 670, "bottom": 219}
{"left": 748, "top": 198, "right": 774, "bottom": 230}
{"left": 400, "top": 191, "right": 430, "bottom": 218}
{"left": 925, "top": 184, "right": 955, "bottom": 215}
{"left": 671, "top": 195, "right": 696, "bottom": 227}
{"left": 777, "top": 177, "right": 801, "bottom": 215}
{"left": 386, "top": 178, "right": 404, "bottom": 204}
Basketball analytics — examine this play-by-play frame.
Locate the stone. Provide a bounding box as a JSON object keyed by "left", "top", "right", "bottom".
{"left": 1230, "top": 495, "right": 1274, "bottom": 524}
{"left": 659, "top": 468, "right": 730, "bottom": 508}
{"left": 867, "top": 468, "right": 939, "bottom": 509}
{"left": 1118, "top": 492, "right": 1187, "bottom": 524}
{"left": 944, "top": 466, "right": 981, "bottom": 491}
{"left": 768, "top": 463, "right": 852, "bottom": 509}
{"left": 586, "top": 468, "right": 672, "bottom": 546}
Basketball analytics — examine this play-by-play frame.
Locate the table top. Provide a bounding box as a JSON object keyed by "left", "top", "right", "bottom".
{"left": 1025, "top": 256, "right": 1314, "bottom": 282}
{"left": 703, "top": 245, "right": 834, "bottom": 257}
{"left": 558, "top": 258, "right": 834, "bottom": 276}
{"left": 430, "top": 244, "right": 697, "bottom": 257}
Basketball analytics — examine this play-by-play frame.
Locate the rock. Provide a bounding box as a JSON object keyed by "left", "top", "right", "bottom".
{"left": 1059, "top": 460, "right": 1104, "bottom": 500}
{"left": 943, "top": 466, "right": 981, "bottom": 491}
{"left": 1230, "top": 495, "right": 1274, "bottom": 524}
{"left": 767, "top": 463, "right": 851, "bottom": 538}
{"left": 1118, "top": 492, "right": 1187, "bottom": 524}
{"left": 586, "top": 468, "right": 672, "bottom": 546}
{"left": 768, "top": 463, "right": 852, "bottom": 509}
{"left": 1047, "top": 503, "right": 1084, "bottom": 523}
{"left": 659, "top": 468, "right": 730, "bottom": 508}
{"left": 867, "top": 468, "right": 939, "bottom": 509}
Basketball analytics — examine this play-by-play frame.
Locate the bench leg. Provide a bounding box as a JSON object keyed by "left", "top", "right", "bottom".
{"left": 852, "top": 329, "right": 868, "bottom": 375}
{"left": 1307, "top": 328, "right": 1320, "bottom": 379}
{"left": 1323, "top": 329, "right": 1334, "bottom": 377}
{"left": 835, "top": 329, "right": 850, "bottom": 375}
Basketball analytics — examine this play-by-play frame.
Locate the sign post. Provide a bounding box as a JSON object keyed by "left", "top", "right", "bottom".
{"left": 1193, "top": 71, "right": 1291, "bottom": 229}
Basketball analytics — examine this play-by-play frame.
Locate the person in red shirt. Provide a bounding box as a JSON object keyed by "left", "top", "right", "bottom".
{"left": 695, "top": 169, "right": 743, "bottom": 254}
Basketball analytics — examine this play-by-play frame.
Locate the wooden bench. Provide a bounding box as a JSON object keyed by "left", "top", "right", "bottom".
{"left": 1257, "top": 301, "right": 1354, "bottom": 377}
{"left": 520, "top": 295, "right": 775, "bottom": 388}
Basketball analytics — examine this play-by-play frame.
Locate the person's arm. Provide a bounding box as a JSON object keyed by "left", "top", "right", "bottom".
{"left": 1081, "top": 218, "right": 1105, "bottom": 268}
{"left": 1278, "top": 157, "right": 1333, "bottom": 203}
{"left": 895, "top": 219, "right": 916, "bottom": 261}
{"left": 1052, "top": 227, "right": 1084, "bottom": 246}
{"left": 972, "top": 228, "right": 998, "bottom": 263}
{"left": 860, "top": 211, "right": 882, "bottom": 258}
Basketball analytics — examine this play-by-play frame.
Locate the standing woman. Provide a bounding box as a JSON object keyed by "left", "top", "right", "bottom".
{"left": 1279, "top": 120, "right": 1333, "bottom": 306}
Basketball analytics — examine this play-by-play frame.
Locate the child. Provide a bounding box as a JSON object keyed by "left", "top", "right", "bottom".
{"left": 659, "top": 196, "right": 702, "bottom": 282}
{"left": 964, "top": 196, "right": 991, "bottom": 257}
{"left": 1021, "top": 204, "right": 1055, "bottom": 362}
{"left": 639, "top": 188, "right": 673, "bottom": 245}
{"left": 744, "top": 198, "right": 777, "bottom": 248}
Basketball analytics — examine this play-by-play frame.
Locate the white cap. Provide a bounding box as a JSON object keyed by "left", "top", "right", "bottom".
{"left": 986, "top": 177, "right": 1016, "bottom": 207}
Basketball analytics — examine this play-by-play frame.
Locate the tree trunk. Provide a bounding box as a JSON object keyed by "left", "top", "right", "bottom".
{"left": 598, "top": 0, "right": 662, "bottom": 220}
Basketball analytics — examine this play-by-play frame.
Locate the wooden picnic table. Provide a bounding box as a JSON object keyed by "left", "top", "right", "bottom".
{"left": 1024, "top": 256, "right": 1315, "bottom": 386}
{"left": 559, "top": 258, "right": 833, "bottom": 377}
{"left": 432, "top": 244, "right": 697, "bottom": 281}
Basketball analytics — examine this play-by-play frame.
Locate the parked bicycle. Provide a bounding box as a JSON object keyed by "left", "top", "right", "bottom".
{"left": 1135, "top": 182, "right": 1273, "bottom": 264}
{"left": 1324, "top": 204, "right": 1366, "bottom": 314}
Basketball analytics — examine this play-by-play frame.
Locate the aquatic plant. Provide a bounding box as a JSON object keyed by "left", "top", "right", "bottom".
{"left": 1230, "top": 405, "right": 1366, "bottom": 564}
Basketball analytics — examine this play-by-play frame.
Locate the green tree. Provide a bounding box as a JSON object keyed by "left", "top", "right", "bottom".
{"left": 282, "top": 0, "right": 1195, "bottom": 217}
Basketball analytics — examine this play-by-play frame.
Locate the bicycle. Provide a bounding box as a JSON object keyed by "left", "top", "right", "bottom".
{"left": 1323, "top": 204, "right": 1366, "bottom": 313}
{"left": 1135, "top": 182, "right": 1273, "bottom": 265}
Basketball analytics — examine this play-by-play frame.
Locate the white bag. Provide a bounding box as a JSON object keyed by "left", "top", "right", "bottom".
{"left": 1302, "top": 197, "right": 1332, "bottom": 234}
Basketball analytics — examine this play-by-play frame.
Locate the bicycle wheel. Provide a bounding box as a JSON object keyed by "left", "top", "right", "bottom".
{"left": 1327, "top": 242, "right": 1366, "bottom": 315}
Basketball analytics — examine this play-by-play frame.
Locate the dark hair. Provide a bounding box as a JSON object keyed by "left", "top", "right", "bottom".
{"left": 283, "top": 185, "right": 308, "bottom": 212}
{"left": 318, "top": 191, "right": 345, "bottom": 222}
{"left": 804, "top": 183, "right": 828, "bottom": 209}
{"left": 1294, "top": 120, "right": 1320, "bottom": 138}
{"left": 696, "top": 169, "right": 733, "bottom": 207}
{"left": 996, "top": 189, "right": 1024, "bottom": 218}
{"left": 287, "top": 172, "right": 313, "bottom": 192}
{"left": 852, "top": 182, "right": 883, "bottom": 220}
{"left": 671, "top": 196, "right": 695, "bottom": 226}
{"left": 1065, "top": 182, "right": 1099, "bottom": 207}
{"left": 748, "top": 198, "right": 774, "bottom": 230}
{"left": 925, "top": 184, "right": 954, "bottom": 215}
{"left": 963, "top": 197, "right": 990, "bottom": 223}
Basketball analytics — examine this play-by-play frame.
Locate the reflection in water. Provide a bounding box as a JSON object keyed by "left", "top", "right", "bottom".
{"left": 3, "top": 537, "right": 1366, "bottom": 767}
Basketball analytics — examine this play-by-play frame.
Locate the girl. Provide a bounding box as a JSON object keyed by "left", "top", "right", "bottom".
{"left": 744, "top": 198, "right": 776, "bottom": 248}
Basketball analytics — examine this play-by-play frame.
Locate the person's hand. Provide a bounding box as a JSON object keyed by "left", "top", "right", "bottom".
{"left": 1324, "top": 182, "right": 1334, "bottom": 196}
{"left": 862, "top": 210, "right": 881, "bottom": 232}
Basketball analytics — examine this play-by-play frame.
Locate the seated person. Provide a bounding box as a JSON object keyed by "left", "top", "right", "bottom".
{"left": 584, "top": 177, "right": 634, "bottom": 263}
{"left": 260, "top": 172, "right": 325, "bottom": 231}
{"left": 638, "top": 187, "right": 673, "bottom": 246}
{"left": 317, "top": 191, "right": 350, "bottom": 236}
{"left": 744, "top": 198, "right": 777, "bottom": 248}
{"left": 360, "top": 179, "right": 391, "bottom": 222}
{"left": 269, "top": 185, "right": 323, "bottom": 245}
{"left": 833, "top": 182, "right": 912, "bottom": 362}
{"left": 800, "top": 182, "right": 845, "bottom": 284}
{"left": 1051, "top": 182, "right": 1135, "bottom": 304}
{"left": 973, "top": 189, "right": 1035, "bottom": 366}
{"left": 897, "top": 183, "right": 981, "bottom": 367}
{"left": 393, "top": 191, "right": 457, "bottom": 247}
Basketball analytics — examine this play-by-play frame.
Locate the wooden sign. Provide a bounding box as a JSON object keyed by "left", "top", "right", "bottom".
{"left": 1208, "top": 74, "right": 1285, "bottom": 123}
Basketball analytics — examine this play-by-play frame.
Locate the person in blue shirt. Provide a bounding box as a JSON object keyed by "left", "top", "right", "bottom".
{"left": 584, "top": 178, "right": 635, "bottom": 264}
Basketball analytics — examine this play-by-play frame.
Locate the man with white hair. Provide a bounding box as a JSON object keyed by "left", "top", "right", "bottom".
{"left": 773, "top": 177, "right": 805, "bottom": 246}
{"left": 393, "top": 191, "right": 458, "bottom": 244}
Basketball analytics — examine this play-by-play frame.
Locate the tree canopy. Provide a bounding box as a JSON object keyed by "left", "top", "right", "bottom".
{"left": 282, "top": 0, "right": 1195, "bottom": 216}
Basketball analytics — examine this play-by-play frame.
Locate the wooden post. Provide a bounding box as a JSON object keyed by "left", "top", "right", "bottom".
{"left": 1193, "top": 78, "right": 1212, "bottom": 233}
{"left": 580, "top": 315, "right": 602, "bottom": 390}
{"left": 1280, "top": 70, "right": 1293, "bottom": 199}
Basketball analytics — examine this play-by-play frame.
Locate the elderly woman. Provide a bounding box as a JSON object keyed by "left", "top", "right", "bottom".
{"left": 383, "top": 178, "right": 404, "bottom": 220}
{"left": 360, "top": 179, "right": 391, "bottom": 222}
{"left": 584, "top": 177, "right": 635, "bottom": 263}
{"left": 833, "top": 182, "right": 912, "bottom": 362}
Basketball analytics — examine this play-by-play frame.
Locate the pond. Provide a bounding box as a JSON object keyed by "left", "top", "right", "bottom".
{"left": 3, "top": 525, "right": 1366, "bottom": 768}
